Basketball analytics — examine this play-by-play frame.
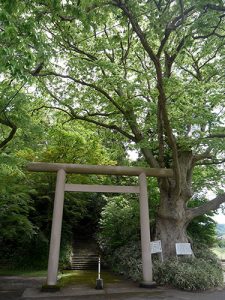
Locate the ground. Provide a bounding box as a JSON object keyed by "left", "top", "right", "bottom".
{"left": 0, "top": 271, "right": 225, "bottom": 300}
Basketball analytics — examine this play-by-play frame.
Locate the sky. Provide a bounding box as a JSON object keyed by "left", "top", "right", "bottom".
{"left": 213, "top": 209, "right": 225, "bottom": 224}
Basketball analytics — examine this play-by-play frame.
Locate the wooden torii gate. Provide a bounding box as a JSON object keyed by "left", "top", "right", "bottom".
{"left": 27, "top": 162, "right": 173, "bottom": 288}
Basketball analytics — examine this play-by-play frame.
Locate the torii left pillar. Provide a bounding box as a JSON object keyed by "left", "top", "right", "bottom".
{"left": 47, "top": 169, "right": 66, "bottom": 286}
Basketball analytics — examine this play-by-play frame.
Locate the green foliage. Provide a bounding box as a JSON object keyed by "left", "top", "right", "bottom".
{"left": 106, "top": 241, "right": 223, "bottom": 290}
{"left": 187, "top": 197, "right": 217, "bottom": 247}
{"left": 59, "top": 242, "right": 73, "bottom": 270}
{"left": 98, "top": 196, "right": 140, "bottom": 252}
{"left": 154, "top": 257, "right": 223, "bottom": 291}
{"left": 0, "top": 102, "right": 117, "bottom": 268}
{"left": 108, "top": 241, "right": 142, "bottom": 282}
{"left": 154, "top": 246, "right": 223, "bottom": 290}
{"left": 14, "top": 234, "right": 49, "bottom": 269}
{"left": 0, "top": 157, "right": 36, "bottom": 243}
{"left": 0, "top": 0, "right": 224, "bottom": 271}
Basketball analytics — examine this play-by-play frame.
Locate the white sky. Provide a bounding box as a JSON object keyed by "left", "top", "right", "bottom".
{"left": 213, "top": 209, "right": 225, "bottom": 224}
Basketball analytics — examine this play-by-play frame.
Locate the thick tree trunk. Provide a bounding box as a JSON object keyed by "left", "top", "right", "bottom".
{"left": 155, "top": 188, "right": 190, "bottom": 259}
{"left": 156, "top": 215, "right": 188, "bottom": 258}
{"left": 155, "top": 151, "right": 193, "bottom": 259}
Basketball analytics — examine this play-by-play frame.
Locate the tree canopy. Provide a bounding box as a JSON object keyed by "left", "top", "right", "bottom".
{"left": 0, "top": 0, "right": 224, "bottom": 258}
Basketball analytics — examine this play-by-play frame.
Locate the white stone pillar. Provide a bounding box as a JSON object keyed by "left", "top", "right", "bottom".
{"left": 139, "top": 172, "right": 155, "bottom": 287}
{"left": 47, "top": 169, "right": 66, "bottom": 286}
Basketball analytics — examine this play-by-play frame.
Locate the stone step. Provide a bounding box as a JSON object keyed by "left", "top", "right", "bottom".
{"left": 71, "top": 263, "right": 98, "bottom": 270}
{"left": 71, "top": 260, "right": 98, "bottom": 264}
{"left": 70, "top": 238, "right": 99, "bottom": 270}
{"left": 72, "top": 255, "right": 98, "bottom": 261}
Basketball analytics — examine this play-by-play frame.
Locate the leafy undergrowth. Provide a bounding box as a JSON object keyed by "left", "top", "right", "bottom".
{"left": 154, "top": 257, "right": 224, "bottom": 291}
{"left": 58, "top": 270, "right": 122, "bottom": 287}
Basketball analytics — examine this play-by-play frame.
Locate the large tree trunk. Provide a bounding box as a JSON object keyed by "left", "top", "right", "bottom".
{"left": 155, "top": 188, "right": 191, "bottom": 258}
{"left": 155, "top": 151, "right": 193, "bottom": 259}
{"left": 156, "top": 215, "right": 189, "bottom": 258}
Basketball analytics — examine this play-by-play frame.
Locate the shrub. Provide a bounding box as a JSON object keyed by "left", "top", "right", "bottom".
{"left": 108, "top": 241, "right": 142, "bottom": 281}
{"left": 98, "top": 196, "right": 140, "bottom": 253}
{"left": 105, "top": 241, "right": 223, "bottom": 290}
{"left": 193, "top": 244, "right": 219, "bottom": 263}
{"left": 0, "top": 233, "right": 49, "bottom": 270}
{"left": 59, "top": 242, "right": 73, "bottom": 270}
{"left": 153, "top": 257, "right": 223, "bottom": 291}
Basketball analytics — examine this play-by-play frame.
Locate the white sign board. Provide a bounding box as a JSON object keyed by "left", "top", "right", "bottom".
{"left": 175, "top": 243, "right": 193, "bottom": 256}
{"left": 150, "top": 240, "right": 162, "bottom": 254}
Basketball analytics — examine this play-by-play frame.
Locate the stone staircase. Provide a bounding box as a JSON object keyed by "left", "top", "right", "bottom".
{"left": 71, "top": 239, "right": 99, "bottom": 270}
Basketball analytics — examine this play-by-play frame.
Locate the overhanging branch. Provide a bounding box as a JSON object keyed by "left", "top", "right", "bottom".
{"left": 34, "top": 71, "right": 126, "bottom": 115}
{"left": 186, "top": 193, "right": 225, "bottom": 220}
{"left": 33, "top": 104, "right": 136, "bottom": 141}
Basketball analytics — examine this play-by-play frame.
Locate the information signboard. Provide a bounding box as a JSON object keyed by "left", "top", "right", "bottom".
{"left": 175, "top": 243, "right": 193, "bottom": 256}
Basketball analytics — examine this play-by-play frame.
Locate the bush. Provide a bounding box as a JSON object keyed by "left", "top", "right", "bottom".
{"left": 98, "top": 196, "right": 140, "bottom": 253}
{"left": 108, "top": 241, "right": 142, "bottom": 281}
{"left": 0, "top": 233, "right": 49, "bottom": 270}
{"left": 59, "top": 242, "right": 73, "bottom": 270}
{"left": 193, "top": 244, "right": 219, "bottom": 263}
{"left": 105, "top": 241, "right": 223, "bottom": 290}
{"left": 153, "top": 257, "right": 223, "bottom": 291}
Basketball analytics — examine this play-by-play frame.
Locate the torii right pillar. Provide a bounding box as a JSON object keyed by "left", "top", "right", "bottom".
{"left": 139, "top": 172, "right": 156, "bottom": 288}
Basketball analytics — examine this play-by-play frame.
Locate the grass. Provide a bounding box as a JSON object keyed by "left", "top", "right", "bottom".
{"left": 0, "top": 268, "right": 123, "bottom": 288}
{"left": 58, "top": 270, "right": 122, "bottom": 287}
{"left": 212, "top": 247, "right": 225, "bottom": 260}
{"left": 0, "top": 268, "right": 47, "bottom": 277}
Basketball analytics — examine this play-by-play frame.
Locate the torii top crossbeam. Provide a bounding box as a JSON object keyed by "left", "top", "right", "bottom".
{"left": 27, "top": 162, "right": 173, "bottom": 177}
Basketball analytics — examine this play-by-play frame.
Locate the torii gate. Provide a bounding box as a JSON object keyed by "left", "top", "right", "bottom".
{"left": 27, "top": 162, "right": 173, "bottom": 288}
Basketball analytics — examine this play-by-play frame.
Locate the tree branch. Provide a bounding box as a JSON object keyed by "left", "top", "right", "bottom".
{"left": 195, "top": 158, "right": 225, "bottom": 166}
{"left": 193, "top": 13, "right": 225, "bottom": 39}
{"left": 32, "top": 104, "right": 73, "bottom": 117}
{"left": 204, "top": 4, "right": 225, "bottom": 12}
{"left": 206, "top": 133, "right": 225, "bottom": 138}
{"left": 33, "top": 102, "right": 135, "bottom": 142}
{"left": 68, "top": 113, "right": 136, "bottom": 141}
{"left": 34, "top": 71, "right": 126, "bottom": 115}
{"left": 113, "top": 0, "right": 181, "bottom": 191}
{"left": 0, "top": 117, "right": 17, "bottom": 149}
{"left": 141, "top": 147, "right": 159, "bottom": 168}
{"left": 186, "top": 193, "right": 225, "bottom": 220}
{"left": 192, "top": 148, "right": 212, "bottom": 164}
{"left": 157, "top": 6, "right": 193, "bottom": 58}
{"left": 0, "top": 82, "right": 26, "bottom": 114}
{"left": 112, "top": 0, "right": 158, "bottom": 64}
{"left": 167, "top": 6, "right": 195, "bottom": 30}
